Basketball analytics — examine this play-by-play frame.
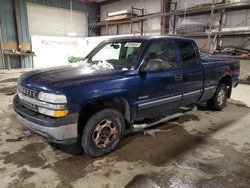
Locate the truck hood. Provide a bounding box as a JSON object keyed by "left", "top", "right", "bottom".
{"left": 20, "top": 63, "right": 124, "bottom": 90}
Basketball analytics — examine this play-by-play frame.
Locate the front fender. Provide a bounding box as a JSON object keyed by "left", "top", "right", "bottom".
{"left": 90, "top": 88, "right": 129, "bottom": 101}
{"left": 80, "top": 89, "right": 133, "bottom": 122}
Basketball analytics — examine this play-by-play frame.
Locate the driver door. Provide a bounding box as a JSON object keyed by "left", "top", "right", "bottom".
{"left": 135, "top": 39, "right": 183, "bottom": 120}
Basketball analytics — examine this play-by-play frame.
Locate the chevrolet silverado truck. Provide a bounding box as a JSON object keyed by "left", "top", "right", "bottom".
{"left": 13, "top": 36, "right": 240, "bottom": 157}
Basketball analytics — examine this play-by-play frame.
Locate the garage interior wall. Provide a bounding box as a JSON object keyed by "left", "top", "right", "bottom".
{"left": 100, "top": 0, "right": 250, "bottom": 52}
{"left": 0, "top": 20, "right": 3, "bottom": 69}
{"left": 170, "top": 0, "right": 250, "bottom": 52}
{"left": 100, "top": 0, "right": 162, "bottom": 36}
{"left": 0, "top": 0, "right": 99, "bottom": 69}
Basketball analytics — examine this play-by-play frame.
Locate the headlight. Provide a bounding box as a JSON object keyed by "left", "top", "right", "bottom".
{"left": 38, "top": 92, "right": 67, "bottom": 104}
{"left": 38, "top": 107, "right": 69, "bottom": 117}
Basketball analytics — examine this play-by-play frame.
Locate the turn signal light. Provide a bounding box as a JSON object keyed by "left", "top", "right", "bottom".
{"left": 38, "top": 107, "right": 69, "bottom": 117}
{"left": 54, "top": 110, "right": 69, "bottom": 117}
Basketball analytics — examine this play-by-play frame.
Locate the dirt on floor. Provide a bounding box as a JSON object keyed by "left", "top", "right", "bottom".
{"left": 0, "top": 78, "right": 18, "bottom": 83}
{"left": 0, "top": 86, "right": 17, "bottom": 95}
{"left": 0, "top": 69, "right": 250, "bottom": 188}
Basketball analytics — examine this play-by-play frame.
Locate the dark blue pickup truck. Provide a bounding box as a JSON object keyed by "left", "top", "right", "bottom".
{"left": 14, "top": 36, "right": 240, "bottom": 157}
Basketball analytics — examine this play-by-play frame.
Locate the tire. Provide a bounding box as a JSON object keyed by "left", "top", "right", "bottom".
{"left": 81, "top": 108, "right": 125, "bottom": 157}
{"left": 207, "top": 83, "right": 227, "bottom": 111}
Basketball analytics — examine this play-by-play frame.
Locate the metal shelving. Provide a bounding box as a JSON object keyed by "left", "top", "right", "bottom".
{"left": 91, "top": 1, "right": 250, "bottom": 52}
{"left": 91, "top": 2, "right": 250, "bottom": 27}
{"left": 101, "top": 6, "right": 144, "bottom": 35}
{"left": 179, "top": 1, "right": 250, "bottom": 52}
{"left": 182, "top": 30, "right": 250, "bottom": 38}
{"left": 165, "top": 1, "right": 250, "bottom": 17}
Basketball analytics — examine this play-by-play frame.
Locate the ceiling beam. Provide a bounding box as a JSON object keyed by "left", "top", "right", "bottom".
{"left": 72, "top": 0, "right": 99, "bottom": 7}
{"left": 91, "top": 0, "right": 122, "bottom": 5}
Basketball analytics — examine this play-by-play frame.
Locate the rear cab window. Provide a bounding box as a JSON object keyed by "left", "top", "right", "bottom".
{"left": 178, "top": 41, "right": 197, "bottom": 67}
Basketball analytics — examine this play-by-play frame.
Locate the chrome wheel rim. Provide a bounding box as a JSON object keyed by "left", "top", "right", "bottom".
{"left": 92, "top": 119, "right": 118, "bottom": 148}
{"left": 217, "top": 88, "right": 226, "bottom": 106}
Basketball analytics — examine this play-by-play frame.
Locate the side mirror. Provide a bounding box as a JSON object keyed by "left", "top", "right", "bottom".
{"left": 140, "top": 59, "right": 165, "bottom": 73}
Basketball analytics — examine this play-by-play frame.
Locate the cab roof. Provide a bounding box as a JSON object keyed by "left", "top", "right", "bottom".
{"left": 104, "top": 35, "right": 194, "bottom": 42}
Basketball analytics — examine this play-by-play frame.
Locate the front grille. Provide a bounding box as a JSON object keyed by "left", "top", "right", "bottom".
{"left": 19, "top": 86, "right": 38, "bottom": 99}
{"left": 18, "top": 86, "right": 39, "bottom": 111}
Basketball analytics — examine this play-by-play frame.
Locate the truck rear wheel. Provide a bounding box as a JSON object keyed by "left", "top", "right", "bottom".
{"left": 81, "top": 108, "right": 125, "bottom": 157}
{"left": 207, "top": 83, "right": 227, "bottom": 111}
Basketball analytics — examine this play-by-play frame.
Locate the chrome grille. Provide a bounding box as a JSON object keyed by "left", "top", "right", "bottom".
{"left": 19, "top": 86, "right": 38, "bottom": 99}
{"left": 18, "top": 86, "right": 38, "bottom": 111}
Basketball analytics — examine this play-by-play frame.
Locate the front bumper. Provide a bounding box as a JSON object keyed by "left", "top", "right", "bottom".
{"left": 13, "top": 95, "right": 78, "bottom": 144}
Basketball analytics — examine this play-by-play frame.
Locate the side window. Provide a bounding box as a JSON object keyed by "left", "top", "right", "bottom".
{"left": 144, "top": 40, "right": 177, "bottom": 70}
{"left": 178, "top": 41, "right": 197, "bottom": 67}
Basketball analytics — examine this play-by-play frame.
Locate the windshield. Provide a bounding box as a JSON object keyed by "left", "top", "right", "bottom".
{"left": 85, "top": 40, "right": 143, "bottom": 70}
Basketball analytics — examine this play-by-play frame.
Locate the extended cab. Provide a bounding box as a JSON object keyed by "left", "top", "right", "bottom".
{"left": 13, "top": 36, "right": 240, "bottom": 157}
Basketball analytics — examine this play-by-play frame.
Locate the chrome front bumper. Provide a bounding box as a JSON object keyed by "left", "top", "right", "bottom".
{"left": 13, "top": 95, "right": 78, "bottom": 144}
{"left": 17, "top": 114, "right": 77, "bottom": 142}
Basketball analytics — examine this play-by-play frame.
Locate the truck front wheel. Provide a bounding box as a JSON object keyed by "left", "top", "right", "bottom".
{"left": 207, "top": 83, "right": 227, "bottom": 111}
{"left": 81, "top": 108, "right": 125, "bottom": 157}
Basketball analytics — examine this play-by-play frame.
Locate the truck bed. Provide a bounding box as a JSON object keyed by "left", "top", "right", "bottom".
{"left": 199, "top": 57, "right": 240, "bottom": 101}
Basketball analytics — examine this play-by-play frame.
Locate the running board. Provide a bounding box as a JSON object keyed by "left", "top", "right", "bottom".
{"left": 132, "top": 105, "right": 197, "bottom": 130}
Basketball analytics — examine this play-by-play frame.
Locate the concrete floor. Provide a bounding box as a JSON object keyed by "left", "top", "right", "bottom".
{"left": 0, "top": 69, "right": 250, "bottom": 188}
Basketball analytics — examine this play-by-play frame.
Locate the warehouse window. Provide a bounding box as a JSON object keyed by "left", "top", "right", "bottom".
{"left": 144, "top": 40, "right": 177, "bottom": 70}
{"left": 178, "top": 41, "right": 197, "bottom": 67}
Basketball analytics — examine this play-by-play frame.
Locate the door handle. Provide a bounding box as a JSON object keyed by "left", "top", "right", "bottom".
{"left": 175, "top": 74, "right": 183, "bottom": 80}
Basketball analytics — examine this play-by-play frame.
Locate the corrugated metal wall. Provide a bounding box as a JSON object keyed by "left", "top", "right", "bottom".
{"left": 0, "top": 0, "right": 17, "bottom": 41}
{"left": 0, "top": 0, "right": 99, "bottom": 69}
{"left": 0, "top": 0, "right": 19, "bottom": 68}
{"left": 19, "top": 0, "right": 30, "bottom": 43}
